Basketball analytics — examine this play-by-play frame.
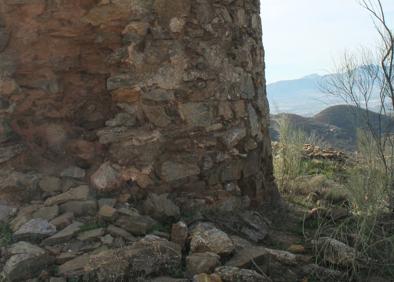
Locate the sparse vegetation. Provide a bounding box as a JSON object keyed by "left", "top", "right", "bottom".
{"left": 79, "top": 221, "right": 107, "bottom": 233}
{"left": 150, "top": 222, "right": 171, "bottom": 234}
{"left": 273, "top": 115, "right": 311, "bottom": 194}
{"left": 273, "top": 115, "right": 394, "bottom": 281}
{"left": 301, "top": 1, "right": 394, "bottom": 278}
{"left": 0, "top": 223, "right": 12, "bottom": 247}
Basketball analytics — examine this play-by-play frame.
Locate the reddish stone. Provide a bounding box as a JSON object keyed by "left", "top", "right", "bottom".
{"left": 111, "top": 87, "right": 141, "bottom": 104}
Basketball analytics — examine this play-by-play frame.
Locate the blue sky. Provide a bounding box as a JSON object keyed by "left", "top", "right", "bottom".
{"left": 261, "top": 0, "right": 394, "bottom": 83}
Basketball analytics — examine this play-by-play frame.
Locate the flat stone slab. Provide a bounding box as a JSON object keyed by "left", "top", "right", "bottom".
{"left": 42, "top": 221, "right": 83, "bottom": 245}
{"left": 226, "top": 246, "right": 268, "bottom": 268}
{"left": 13, "top": 218, "right": 57, "bottom": 242}
{"left": 3, "top": 242, "right": 54, "bottom": 281}
{"left": 44, "top": 185, "right": 90, "bottom": 206}
{"left": 77, "top": 228, "right": 105, "bottom": 241}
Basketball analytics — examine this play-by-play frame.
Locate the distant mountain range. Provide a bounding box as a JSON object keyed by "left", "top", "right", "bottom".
{"left": 267, "top": 73, "right": 343, "bottom": 116}
{"left": 270, "top": 105, "right": 394, "bottom": 151}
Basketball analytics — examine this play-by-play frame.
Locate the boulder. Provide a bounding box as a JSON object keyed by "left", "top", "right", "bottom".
{"left": 225, "top": 246, "right": 268, "bottom": 268}
{"left": 215, "top": 266, "right": 271, "bottom": 282}
{"left": 115, "top": 208, "right": 157, "bottom": 235}
{"left": 171, "top": 221, "right": 188, "bottom": 248}
{"left": 9, "top": 205, "right": 41, "bottom": 231}
{"left": 32, "top": 205, "right": 59, "bottom": 221}
{"left": 0, "top": 170, "right": 40, "bottom": 204}
{"left": 190, "top": 223, "right": 234, "bottom": 256}
{"left": 107, "top": 224, "right": 136, "bottom": 241}
{"left": 50, "top": 212, "right": 74, "bottom": 229}
{"left": 42, "top": 221, "right": 83, "bottom": 245}
{"left": 38, "top": 176, "right": 62, "bottom": 193}
{"left": 143, "top": 193, "right": 180, "bottom": 221}
{"left": 101, "top": 234, "right": 114, "bottom": 245}
{"left": 287, "top": 244, "right": 305, "bottom": 254}
{"left": 85, "top": 235, "right": 182, "bottom": 280}
{"left": 226, "top": 243, "right": 306, "bottom": 275}
{"left": 314, "top": 237, "right": 356, "bottom": 267}
{"left": 264, "top": 248, "right": 300, "bottom": 266}
{"left": 44, "top": 185, "right": 90, "bottom": 206}
{"left": 59, "top": 200, "right": 97, "bottom": 216}
{"left": 13, "top": 218, "right": 56, "bottom": 242}
{"left": 207, "top": 211, "right": 269, "bottom": 243}
{"left": 60, "top": 166, "right": 86, "bottom": 179}
{"left": 2, "top": 242, "right": 54, "bottom": 281}
{"left": 98, "top": 205, "right": 117, "bottom": 220}
{"left": 186, "top": 252, "right": 221, "bottom": 275}
{"left": 58, "top": 254, "right": 90, "bottom": 277}
{"left": 77, "top": 228, "right": 105, "bottom": 241}
{"left": 193, "top": 273, "right": 223, "bottom": 282}
{"left": 91, "top": 162, "right": 123, "bottom": 192}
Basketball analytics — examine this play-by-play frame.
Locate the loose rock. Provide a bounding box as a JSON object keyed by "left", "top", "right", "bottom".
{"left": 171, "top": 221, "right": 188, "bottom": 249}
{"left": 77, "top": 228, "right": 105, "bottom": 241}
{"left": 44, "top": 185, "right": 90, "bottom": 206}
{"left": 3, "top": 242, "right": 54, "bottom": 281}
{"left": 0, "top": 204, "right": 16, "bottom": 223}
{"left": 98, "top": 205, "right": 117, "bottom": 220}
{"left": 215, "top": 266, "right": 271, "bottom": 282}
{"left": 314, "top": 237, "right": 357, "bottom": 266}
{"left": 226, "top": 246, "right": 268, "bottom": 268}
{"left": 143, "top": 193, "right": 180, "bottom": 221}
{"left": 59, "top": 200, "right": 97, "bottom": 216}
{"left": 42, "top": 221, "right": 83, "bottom": 245}
{"left": 186, "top": 252, "right": 221, "bottom": 275}
{"left": 190, "top": 223, "right": 234, "bottom": 256}
{"left": 107, "top": 224, "right": 136, "bottom": 242}
{"left": 91, "top": 162, "right": 123, "bottom": 192}
{"left": 32, "top": 205, "right": 59, "bottom": 221}
{"left": 115, "top": 209, "right": 157, "bottom": 235}
{"left": 60, "top": 166, "right": 86, "bottom": 179}
{"left": 85, "top": 235, "right": 182, "bottom": 280}
{"left": 38, "top": 177, "right": 62, "bottom": 193}
{"left": 13, "top": 219, "right": 56, "bottom": 242}
{"left": 50, "top": 212, "right": 74, "bottom": 229}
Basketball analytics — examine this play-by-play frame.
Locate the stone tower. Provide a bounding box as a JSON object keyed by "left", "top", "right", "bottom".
{"left": 0, "top": 0, "right": 279, "bottom": 210}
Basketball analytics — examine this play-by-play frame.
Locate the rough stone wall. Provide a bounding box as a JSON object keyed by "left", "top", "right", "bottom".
{"left": 0, "top": 0, "right": 279, "bottom": 209}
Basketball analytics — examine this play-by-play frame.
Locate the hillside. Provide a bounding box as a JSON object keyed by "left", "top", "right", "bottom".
{"left": 271, "top": 105, "right": 394, "bottom": 150}
{"left": 314, "top": 105, "right": 394, "bottom": 136}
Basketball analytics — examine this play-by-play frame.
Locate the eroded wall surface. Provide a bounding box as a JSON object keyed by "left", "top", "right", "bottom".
{"left": 0, "top": 0, "right": 279, "bottom": 209}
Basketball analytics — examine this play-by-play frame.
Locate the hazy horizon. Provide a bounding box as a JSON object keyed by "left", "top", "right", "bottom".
{"left": 261, "top": 0, "right": 394, "bottom": 84}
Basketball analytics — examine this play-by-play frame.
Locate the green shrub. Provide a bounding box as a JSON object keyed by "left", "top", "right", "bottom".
{"left": 0, "top": 223, "right": 12, "bottom": 247}
{"left": 311, "top": 129, "right": 394, "bottom": 280}
{"left": 273, "top": 116, "right": 309, "bottom": 193}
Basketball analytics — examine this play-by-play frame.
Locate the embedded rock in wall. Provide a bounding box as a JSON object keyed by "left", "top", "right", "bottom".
{"left": 0, "top": 0, "right": 279, "bottom": 208}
